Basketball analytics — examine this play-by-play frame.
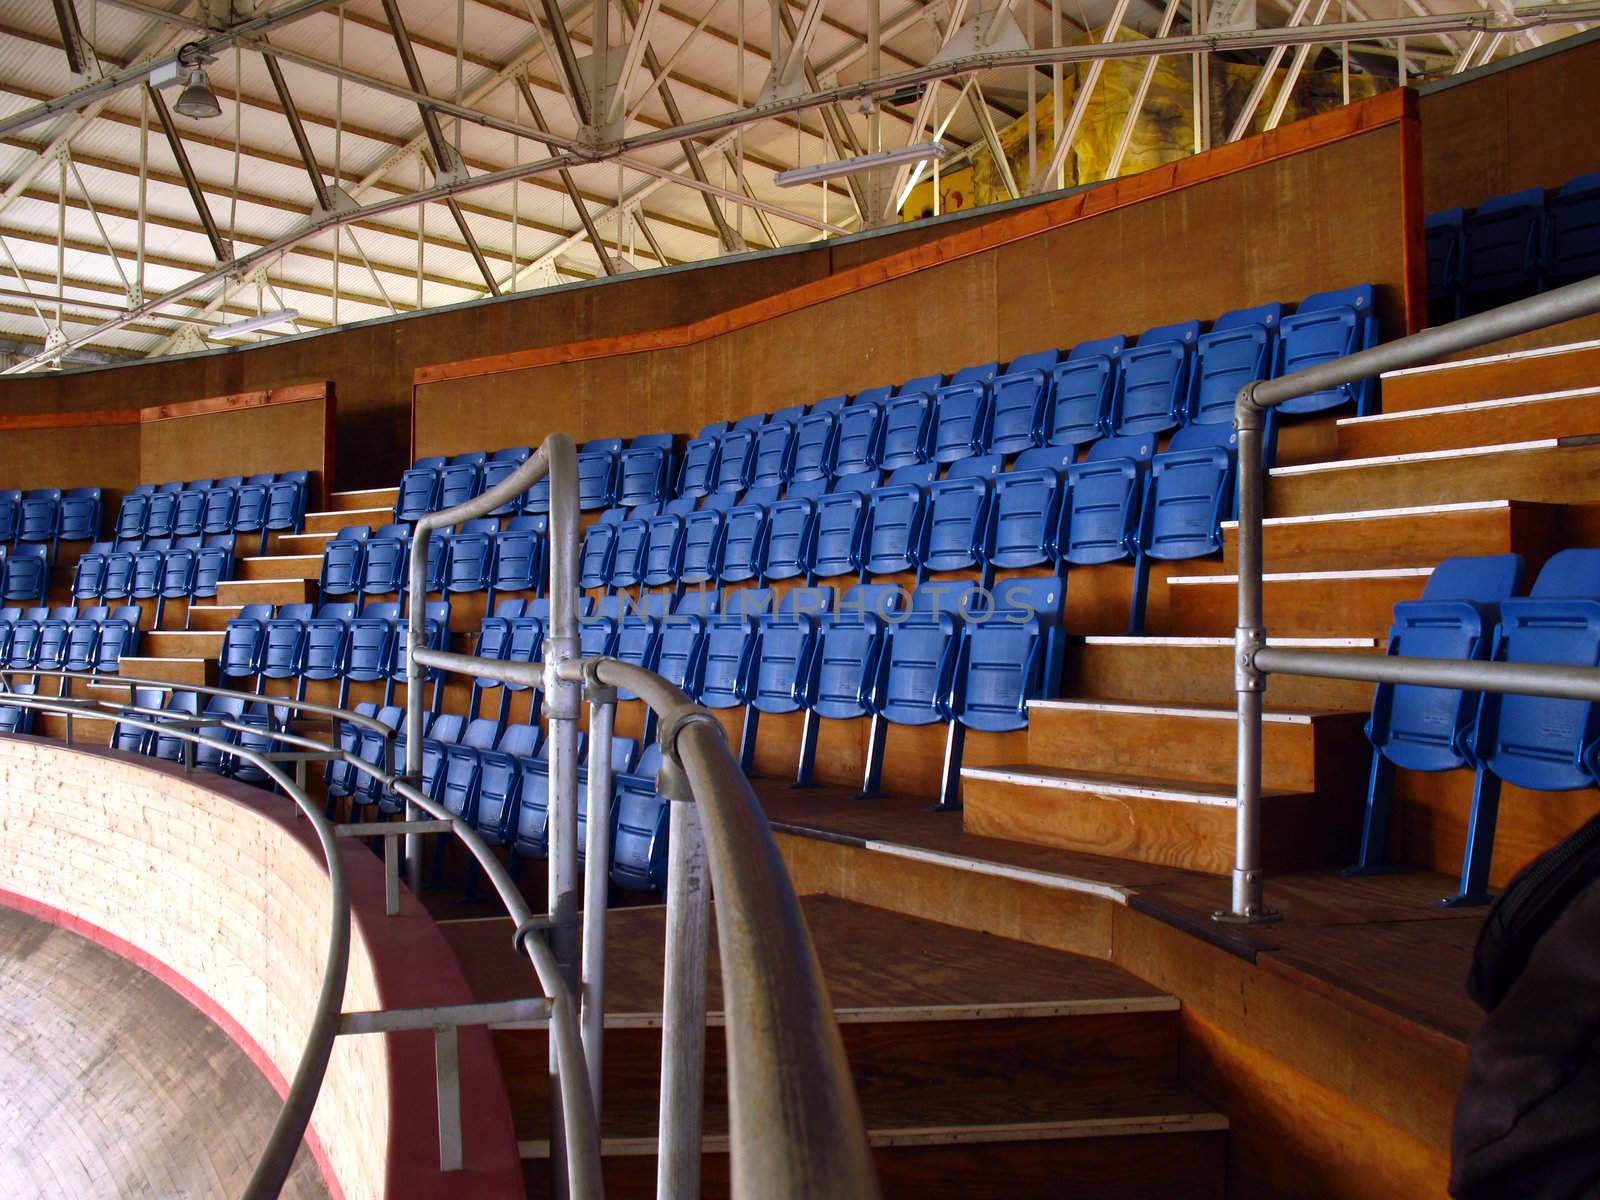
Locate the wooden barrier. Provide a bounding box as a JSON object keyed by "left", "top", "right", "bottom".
{"left": 411, "top": 91, "right": 1423, "bottom": 457}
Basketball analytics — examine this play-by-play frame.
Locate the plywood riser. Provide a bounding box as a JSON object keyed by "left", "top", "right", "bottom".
{"left": 1219, "top": 500, "right": 1563, "bottom": 573}
{"left": 1266, "top": 440, "right": 1600, "bottom": 518}
{"left": 1153, "top": 574, "right": 1429, "bottom": 638}
{"left": 522, "top": 1129, "right": 1228, "bottom": 1200}
{"left": 960, "top": 779, "right": 1361, "bottom": 877}
{"left": 214, "top": 579, "right": 315, "bottom": 606}
{"left": 1025, "top": 705, "right": 1367, "bottom": 792}
{"left": 1338, "top": 390, "right": 1600, "bottom": 457}
{"left": 1379, "top": 340, "right": 1600, "bottom": 413}
{"left": 497, "top": 1008, "right": 1180, "bottom": 1141}
{"left": 302, "top": 509, "right": 390, "bottom": 536}
{"left": 1068, "top": 642, "right": 1380, "bottom": 712}
{"left": 237, "top": 555, "right": 322, "bottom": 582}
{"left": 326, "top": 488, "right": 398, "bottom": 512}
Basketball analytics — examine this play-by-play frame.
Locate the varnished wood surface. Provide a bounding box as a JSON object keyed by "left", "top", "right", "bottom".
{"left": 1068, "top": 637, "right": 1382, "bottom": 710}
{"left": 1157, "top": 572, "right": 1431, "bottom": 637}
{"left": 1337, "top": 389, "right": 1600, "bottom": 457}
{"left": 1381, "top": 336, "right": 1600, "bottom": 412}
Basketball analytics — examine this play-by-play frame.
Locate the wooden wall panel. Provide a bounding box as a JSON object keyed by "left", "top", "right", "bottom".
{"left": 1420, "top": 34, "right": 1600, "bottom": 212}
{"left": 138, "top": 394, "right": 330, "bottom": 490}
{"left": 413, "top": 94, "right": 1418, "bottom": 455}
{"left": 0, "top": 424, "right": 139, "bottom": 493}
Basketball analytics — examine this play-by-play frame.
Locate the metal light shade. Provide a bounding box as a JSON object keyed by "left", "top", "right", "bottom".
{"left": 174, "top": 68, "right": 221, "bottom": 119}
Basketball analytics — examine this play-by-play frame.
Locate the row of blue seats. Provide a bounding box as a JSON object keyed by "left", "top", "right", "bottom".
{"left": 71, "top": 535, "right": 238, "bottom": 625}
{"left": 1359, "top": 548, "right": 1600, "bottom": 904}
{"left": 0, "top": 604, "right": 141, "bottom": 674}
{"left": 1426, "top": 173, "right": 1600, "bottom": 323}
{"left": 0, "top": 487, "right": 102, "bottom": 563}
{"left": 391, "top": 283, "right": 1377, "bottom": 519}
{"left": 464, "top": 579, "right": 1065, "bottom": 809}
{"left": 327, "top": 708, "right": 668, "bottom": 893}
{"left": 578, "top": 426, "right": 1238, "bottom": 634}
{"left": 0, "top": 544, "right": 49, "bottom": 604}
{"left": 318, "top": 517, "right": 549, "bottom": 608}
{"left": 217, "top": 600, "right": 452, "bottom": 706}
{"left": 114, "top": 473, "right": 311, "bottom": 551}
{"left": 110, "top": 688, "right": 294, "bottom": 787}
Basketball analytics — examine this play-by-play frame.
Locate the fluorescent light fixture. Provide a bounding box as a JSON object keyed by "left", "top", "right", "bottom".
{"left": 775, "top": 142, "right": 946, "bottom": 188}
{"left": 209, "top": 309, "right": 299, "bottom": 339}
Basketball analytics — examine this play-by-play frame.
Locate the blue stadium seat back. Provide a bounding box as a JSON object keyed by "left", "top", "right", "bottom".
{"left": 497, "top": 615, "right": 545, "bottom": 693}
{"left": 394, "top": 460, "right": 443, "bottom": 521}
{"left": 157, "top": 540, "right": 198, "bottom": 599}
{"left": 300, "top": 605, "right": 352, "bottom": 681}
{"left": 513, "top": 754, "right": 556, "bottom": 858}
{"left": 343, "top": 608, "right": 396, "bottom": 683}
{"left": 5, "top": 610, "right": 42, "bottom": 669}
{"left": 723, "top": 587, "right": 773, "bottom": 621}
{"left": 1142, "top": 422, "right": 1239, "bottom": 561}
{"left": 264, "top": 472, "right": 310, "bottom": 533}
{"left": 1426, "top": 208, "right": 1467, "bottom": 320}
{"left": 955, "top": 576, "right": 1066, "bottom": 731}
{"left": 776, "top": 584, "right": 833, "bottom": 620}
{"left": 785, "top": 476, "right": 829, "bottom": 501}
{"left": 732, "top": 412, "right": 768, "bottom": 433}
{"left": 609, "top": 515, "right": 652, "bottom": 590}
{"left": 575, "top": 451, "right": 617, "bottom": 511}
{"left": 611, "top": 746, "right": 669, "bottom": 892}
{"left": 1368, "top": 554, "right": 1526, "bottom": 775}
{"left": 676, "top": 436, "right": 720, "bottom": 500}
{"left": 863, "top": 477, "right": 930, "bottom": 577}
{"left": 851, "top": 386, "right": 893, "bottom": 407}
{"left": 713, "top": 430, "right": 757, "bottom": 494}
{"left": 1046, "top": 335, "right": 1124, "bottom": 449}
{"left": 630, "top": 433, "right": 673, "bottom": 451}
{"left": 258, "top": 607, "right": 311, "bottom": 680}
{"left": 813, "top": 603, "right": 892, "bottom": 721}
{"left": 654, "top": 612, "right": 706, "bottom": 691}
{"left": 790, "top": 413, "right": 838, "bottom": 483}
{"left": 751, "top": 609, "right": 820, "bottom": 714}
{"left": 232, "top": 478, "right": 271, "bottom": 532}
{"left": 673, "top": 588, "right": 719, "bottom": 617}
{"left": 190, "top": 534, "right": 235, "bottom": 598}
{"left": 700, "top": 489, "right": 739, "bottom": 513}
{"left": 150, "top": 691, "right": 203, "bottom": 762}
{"left": 581, "top": 438, "right": 624, "bottom": 456}
{"left": 1275, "top": 284, "right": 1380, "bottom": 415}
{"left": 1190, "top": 303, "right": 1283, "bottom": 425}
{"left": 144, "top": 490, "right": 178, "bottom": 540}
{"left": 444, "top": 519, "right": 498, "bottom": 594}
{"left": 359, "top": 529, "right": 410, "bottom": 596}
{"left": 988, "top": 447, "right": 1072, "bottom": 569}
{"left": 113, "top": 688, "right": 166, "bottom": 756}
{"left": 985, "top": 350, "right": 1062, "bottom": 456}
{"left": 99, "top": 547, "right": 137, "bottom": 600}
{"left": 718, "top": 498, "right": 770, "bottom": 584}
{"left": 59, "top": 488, "right": 101, "bottom": 543}
{"left": 697, "top": 613, "right": 759, "bottom": 708}
{"left": 171, "top": 487, "right": 209, "bottom": 538}
{"left": 1544, "top": 172, "right": 1600, "bottom": 285}
{"left": 319, "top": 526, "right": 370, "bottom": 597}
{"left": 616, "top": 446, "right": 672, "bottom": 509}
{"left": 228, "top": 702, "right": 284, "bottom": 783}
{"left": 0, "top": 681, "right": 37, "bottom": 735}
{"left": 762, "top": 493, "right": 818, "bottom": 582}
{"left": 613, "top": 614, "right": 662, "bottom": 698}
{"left": 34, "top": 609, "right": 73, "bottom": 671}
{"left": 752, "top": 421, "right": 798, "bottom": 490}
{"left": 521, "top": 471, "right": 552, "bottom": 515}
{"left": 579, "top": 522, "right": 618, "bottom": 591}
{"left": 474, "top": 598, "right": 525, "bottom": 670}
{"left": 63, "top": 609, "right": 104, "bottom": 672}
{"left": 641, "top": 510, "right": 687, "bottom": 588}
{"left": 72, "top": 542, "right": 113, "bottom": 600}
{"left": 579, "top": 615, "right": 619, "bottom": 660}
{"left": 324, "top": 701, "right": 378, "bottom": 796}
{"left": 441, "top": 720, "right": 500, "bottom": 820}
{"left": 878, "top": 607, "right": 961, "bottom": 726}
{"left": 921, "top": 460, "right": 1000, "bottom": 574}
{"left": 878, "top": 393, "right": 936, "bottom": 470}
{"left": 220, "top": 605, "right": 273, "bottom": 679}
{"left": 480, "top": 448, "right": 532, "bottom": 514}
{"left": 493, "top": 518, "right": 545, "bottom": 595}
{"left": 697, "top": 421, "right": 730, "bottom": 438}
{"left": 434, "top": 461, "right": 482, "bottom": 512}
{"left": 1474, "top": 550, "right": 1600, "bottom": 791}
{"left": 17, "top": 489, "right": 60, "bottom": 544}
{"left": 1063, "top": 434, "right": 1156, "bottom": 566}
{"left": 810, "top": 489, "right": 868, "bottom": 579}
{"left": 1463, "top": 187, "right": 1546, "bottom": 303}
{"left": 679, "top": 509, "right": 725, "bottom": 585}
{"left": 1113, "top": 320, "right": 1201, "bottom": 436}
{"left": 1, "top": 544, "right": 47, "bottom": 603}
{"left": 809, "top": 394, "right": 847, "bottom": 415}
{"left": 833, "top": 401, "right": 885, "bottom": 479}
{"left": 475, "top": 726, "right": 539, "bottom": 842}
{"left": 202, "top": 484, "right": 238, "bottom": 536}
{"left": 113, "top": 492, "right": 148, "bottom": 543}
{"left": 417, "top": 714, "right": 468, "bottom": 800}
{"left": 129, "top": 541, "right": 169, "bottom": 599}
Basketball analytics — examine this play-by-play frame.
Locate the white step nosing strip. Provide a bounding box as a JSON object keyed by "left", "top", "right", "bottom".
{"left": 492, "top": 995, "right": 1180, "bottom": 1032}
{"left": 116, "top": 657, "right": 206, "bottom": 664}
{"left": 520, "top": 1114, "right": 1229, "bottom": 1158}
{"left": 1027, "top": 699, "right": 1312, "bottom": 724}
{"left": 1084, "top": 635, "right": 1376, "bottom": 648}
{"left": 960, "top": 766, "right": 1241, "bottom": 807}
{"left": 1220, "top": 499, "right": 1508, "bottom": 530}
{"left": 305, "top": 507, "right": 391, "bottom": 519}
{"left": 330, "top": 487, "right": 397, "bottom": 498}
{"left": 1380, "top": 338, "right": 1600, "bottom": 379}
{"left": 1270, "top": 438, "right": 1557, "bottom": 477}
{"left": 217, "top": 578, "right": 309, "bottom": 586}
{"left": 1338, "top": 384, "right": 1600, "bottom": 424}
{"left": 1168, "top": 567, "right": 1434, "bottom": 586}
{"left": 860, "top": 840, "right": 1131, "bottom": 903}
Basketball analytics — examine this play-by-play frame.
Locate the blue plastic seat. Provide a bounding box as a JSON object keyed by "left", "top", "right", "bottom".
{"left": 1189, "top": 303, "right": 1283, "bottom": 425}
{"left": 760, "top": 477, "right": 827, "bottom": 583}
{"left": 444, "top": 517, "right": 499, "bottom": 597}
{"left": 611, "top": 744, "right": 669, "bottom": 892}
{"left": 697, "top": 605, "right": 762, "bottom": 711}
{"left": 790, "top": 413, "right": 837, "bottom": 482}
{"left": 72, "top": 541, "right": 114, "bottom": 602}
{"left": 751, "top": 421, "right": 797, "bottom": 489}
{"left": 988, "top": 447, "right": 1072, "bottom": 570}
{"left": 94, "top": 605, "right": 140, "bottom": 673}
{"left": 616, "top": 445, "right": 671, "bottom": 508}
{"left": 348, "top": 705, "right": 403, "bottom": 807}
{"left": 679, "top": 506, "right": 725, "bottom": 587}
{"left": 479, "top": 448, "right": 532, "bottom": 514}
{"left": 100, "top": 546, "right": 136, "bottom": 602}
{"left": 187, "top": 533, "right": 235, "bottom": 607}
{"left": 257, "top": 603, "right": 313, "bottom": 690}
{"left": 923, "top": 363, "right": 1000, "bottom": 465}
{"left": 112, "top": 488, "right": 148, "bottom": 544}
{"left": 641, "top": 500, "right": 694, "bottom": 591}
{"left": 0, "top": 681, "right": 37, "bottom": 735}
{"left": 1270, "top": 284, "right": 1380, "bottom": 457}
{"left": 58, "top": 487, "right": 101, "bottom": 545}
{"left": 791, "top": 584, "right": 905, "bottom": 786}
{"left": 1112, "top": 320, "right": 1200, "bottom": 436}
{"left": 1062, "top": 434, "right": 1155, "bottom": 631}
{"left": 1351, "top": 553, "right": 1527, "bottom": 905}
{"left": 608, "top": 505, "right": 655, "bottom": 591}
{"left": 341, "top": 601, "right": 398, "bottom": 707}
{"left": 395, "top": 456, "right": 446, "bottom": 522}
{"left": 5, "top": 608, "right": 47, "bottom": 670}
{"left": 954, "top": 577, "right": 1066, "bottom": 734}
{"left": 810, "top": 482, "right": 870, "bottom": 580}
{"left": 1463, "top": 187, "right": 1545, "bottom": 313}
{"left": 63, "top": 606, "right": 105, "bottom": 673}
{"left": 171, "top": 483, "right": 210, "bottom": 539}
{"left": 202, "top": 483, "right": 239, "bottom": 536}
{"left": 232, "top": 474, "right": 274, "bottom": 541}
{"left": 1426, "top": 208, "right": 1466, "bottom": 325}
{"left": 983, "top": 351, "right": 1058, "bottom": 457}
{"left": 579, "top": 519, "right": 619, "bottom": 591}
{"left": 17, "top": 489, "right": 59, "bottom": 551}
{"left": 4, "top": 543, "right": 49, "bottom": 603}
{"left": 1544, "top": 173, "right": 1600, "bottom": 287}
{"left": 359, "top": 524, "right": 411, "bottom": 599}
{"left": 921, "top": 455, "right": 1002, "bottom": 575}
{"left": 675, "top": 435, "right": 720, "bottom": 500}
{"left": 264, "top": 471, "right": 310, "bottom": 547}
{"left": 737, "top": 596, "right": 825, "bottom": 770}
{"left": 713, "top": 430, "right": 757, "bottom": 494}
{"left": 438, "top": 718, "right": 500, "bottom": 824}
{"left": 718, "top": 487, "right": 778, "bottom": 584}
{"left": 731, "top": 412, "right": 768, "bottom": 432}
{"left": 220, "top": 603, "right": 274, "bottom": 684}
{"left": 298, "top": 602, "right": 353, "bottom": 701}
{"left": 319, "top": 526, "right": 370, "bottom": 599}
{"left": 112, "top": 688, "right": 167, "bottom": 757}
{"left": 863, "top": 464, "right": 935, "bottom": 577}
{"left": 862, "top": 585, "right": 969, "bottom": 804}
{"left": 475, "top": 723, "right": 542, "bottom": 844}
{"left": 324, "top": 701, "right": 379, "bottom": 800}
{"left": 809, "top": 394, "right": 848, "bottom": 415}
{"left": 654, "top": 611, "right": 707, "bottom": 699}
{"left": 149, "top": 691, "right": 202, "bottom": 763}
{"left": 833, "top": 399, "right": 885, "bottom": 478}
{"left": 1140, "top": 423, "right": 1239, "bottom": 563}
{"left": 1046, "top": 335, "right": 1124, "bottom": 450}
{"left": 493, "top": 515, "right": 545, "bottom": 597}
{"left": 144, "top": 488, "right": 178, "bottom": 541}
{"left": 435, "top": 458, "right": 482, "bottom": 512}
{"left": 878, "top": 389, "right": 937, "bottom": 471}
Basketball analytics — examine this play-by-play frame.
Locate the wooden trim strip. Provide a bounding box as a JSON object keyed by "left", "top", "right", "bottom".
{"left": 0, "top": 382, "right": 331, "bottom": 431}
{"left": 414, "top": 90, "right": 1415, "bottom": 390}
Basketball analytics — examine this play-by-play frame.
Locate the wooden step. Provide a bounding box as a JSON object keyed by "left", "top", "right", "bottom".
{"left": 185, "top": 605, "right": 244, "bottom": 632}
{"left": 214, "top": 578, "right": 315, "bottom": 607}
{"left": 303, "top": 507, "right": 389, "bottom": 536}
{"left": 1265, "top": 436, "right": 1600, "bottom": 518}
{"left": 114, "top": 657, "right": 214, "bottom": 687}
{"left": 1157, "top": 567, "right": 1432, "bottom": 637}
{"left": 327, "top": 486, "right": 398, "bottom": 512}
{"left": 1066, "top": 635, "right": 1381, "bottom": 711}
{"left": 960, "top": 765, "right": 1357, "bottom": 876}
{"left": 1379, "top": 338, "right": 1600, "bottom": 413}
{"left": 35, "top": 712, "right": 111, "bottom": 745}
{"left": 1338, "top": 386, "right": 1600, "bottom": 457}
{"left": 270, "top": 531, "right": 336, "bottom": 556}
{"left": 1219, "top": 499, "right": 1561, "bottom": 573}
{"left": 238, "top": 554, "right": 322, "bottom": 582}
{"left": 140, "top": 630, "right": 224, "bottom": 659}
{"left": 1025, "top": 699, "right": 1365, "bottom": 792}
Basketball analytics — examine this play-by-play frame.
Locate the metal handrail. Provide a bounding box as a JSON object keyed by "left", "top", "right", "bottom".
{"left": 406, "top": 433, "right": 880, "bottom": 1197}
{"left": 0, "top": 688, "right": 350, "bottom": 1200}
{"left": 1225, "top": 273, "right": 1600, "bottom": 922}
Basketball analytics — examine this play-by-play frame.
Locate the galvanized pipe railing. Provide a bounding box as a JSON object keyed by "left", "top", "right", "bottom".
{"left": 1226, "top": 273, "right": 1600, "bottom": 922}
{"left": 0, "top": 687, "right": 350, "bottom": 1200}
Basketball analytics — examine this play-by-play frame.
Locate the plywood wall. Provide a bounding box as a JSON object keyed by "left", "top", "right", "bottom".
{"left": 1419, "top": 33, "right": 1600, "bottom": 212}
{"left": 412, "top": 95, "right": 1420, "bottom": 458}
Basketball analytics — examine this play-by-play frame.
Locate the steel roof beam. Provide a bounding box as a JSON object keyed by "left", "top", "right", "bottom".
{"left": 145, "top": 84, "right": 230, "bottom": 262}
